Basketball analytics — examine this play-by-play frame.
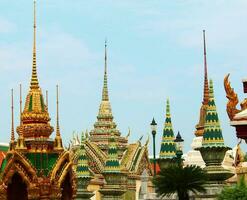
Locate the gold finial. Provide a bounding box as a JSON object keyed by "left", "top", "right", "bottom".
{"left": 30, "top": 0, "right": 39, "bottom": 89}
{"left": 54, "top": 85, "right": 63, "bottom": 150}
{"left": 145, "top": 134, "right": 150, "bottom": 146}
{"left": 202, "top": 30, "right": 209, "bottom": 105}
{"left": 11, "top": 89, "right": 15, "bottom": 143}
{"left": 102, "top": 39, "right": 109, "bottom": 101}
{"left": 46, "top": 90, "right": 48, "bottom": 110}
{"left": 19, "top": 84, "right": 22, "bottom": 125}
{"left": 56, "top": 85, "right": 60, "bottom": 137}
{"left": 16, "top": 84, "right": 26, "bottom": 150}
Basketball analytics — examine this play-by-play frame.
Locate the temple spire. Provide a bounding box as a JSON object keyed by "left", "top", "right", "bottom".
{"left": 202, "top": 79, "right": 224, "bottom": 147}
{"left": 159, "top": 99, "right": 176, "bottom": 159}
{"left": 30, "top": 0, "right": 39, "bottom": 89}
{"left": 202, "top": 30, "right": 209, "bottom": 105}
{"left": 11, "top": 89, "right": 14, "bottom": 141}
{"left": 102, "top": 39, "right": 109, "bottom": 101}
{"left": 54, "top": 85, "right": 63, "bottom": 150}
{"left": 56, "top": 85, "right": 60, "bottom": 137}
{"left": 10, "top": 89, "right": 15, "bottom": 150}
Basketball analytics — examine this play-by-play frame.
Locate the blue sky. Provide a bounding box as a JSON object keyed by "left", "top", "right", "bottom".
{"left": 0, "top": 0, "right": 246, "bottom": 154}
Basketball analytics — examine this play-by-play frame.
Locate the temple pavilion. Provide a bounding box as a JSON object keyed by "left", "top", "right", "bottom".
{"left": 0, "top": 2, "right": 76, "bottom": 199}
{"left": 70, "top": 42, "right": 153, "bottom": 200}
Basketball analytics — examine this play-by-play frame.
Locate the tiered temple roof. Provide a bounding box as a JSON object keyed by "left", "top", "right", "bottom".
{"left": 0, "top": 2, "right": 76, "bottom": 199}
{"left": 76, "top": 133, "right": 91, "bottom": 178}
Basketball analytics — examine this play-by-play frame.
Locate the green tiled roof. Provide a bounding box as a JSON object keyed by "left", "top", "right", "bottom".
{"left": 104, "top": 133, "right": 120, "bottom": 173}
{"left": 0, "top": 145, "right": 9, "bottom": 152}
{"left": 76, "top": 132, "right": 90, "bottom": 178}
{"left": 24, "top": 153, "right": 59, "bottom": 176}
{"left": 202, "top": 79, "right": 224, "bottom": 147}
{"left": 159, "top": 99, "right": 176, "bottom": 159}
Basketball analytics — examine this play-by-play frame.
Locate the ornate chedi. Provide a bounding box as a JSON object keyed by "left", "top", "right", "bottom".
{"left": 89, "top": 42, "right": 128, "bottom": 156}
{"left": 195, "top": 30, "right": 210, "bottom": 138}
{"left": 184, "top": 31, "right": 234, "bottom": 170}
{"left": 0, "top": 2, "right": 76, "bottom": 199}
{"left": 184, "top": 30, "right": 208, "bottom": 168}
{"left": 195, "top": 80, "right": 233, "bottom": 199}
{"left": 158, "top": 99, "right": 176, "bottom": 170}
{"left": 71, "top": 42, "right": 152, "bottom": 200}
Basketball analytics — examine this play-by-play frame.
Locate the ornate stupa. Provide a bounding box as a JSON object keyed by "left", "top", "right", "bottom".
{"left": 89, "top": 42, "right": 128, "bottom": 156}
{"left": 194, "top": 80, "right": 233, "bottom": 199}
{"left": 184, "top": 30, "right": 209, "bottom": 167}
{"left": 195, "top": 80, "right": 233, "bottom": 199}
{"left": 71, "top": 42, "right": 152, "bottom": 200}
{"left": 0, "top": 2, "right": 76, "bottom": 199}
{"left": 158, "top": 99, "right": 176, "bottom": 169}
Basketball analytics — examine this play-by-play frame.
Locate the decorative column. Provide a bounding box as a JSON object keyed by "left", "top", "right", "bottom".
{"left": 75, "top": 133, "right": 94, "bottom": 200}
{"left": 100, "top": 133, "right": 126, "bottom": 200}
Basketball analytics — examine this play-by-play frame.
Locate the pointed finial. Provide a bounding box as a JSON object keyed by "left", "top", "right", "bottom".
{"left": 11, "top": 89, "right": 15, "bottom": 142}
{"left": 209, "top": 79, "right": 214, "bottom": 98}
{"left": 126, "top": 127, "right": 131, "bottom": 138}
{"left": 166, "top": 98, "right": 170, "bottom": 115}
{"left": 46, "top": 90, "right": 48, "bottom": 110}
{"left": 138, "top": 135, "right": 144, "bottom": 142}
{"left": 102, "top": 39, "right": 109, "bottom": 101}
{"left": 54, "top": 85, "right": 63, "bottom": 151}
{"left": 19, "top": 84, "right": 22, "bottom": 125}
{"left": 81, "top": 131, "right": 85, "bottom": 145}
{"left": 145, "top": 134, "right": 150, "bottom": 146}
{"left": 202, "top": 30, "right": 209, "bottom": 105}
{"left": 30, "top": 0, "right": 39, "bottom": 89}
{"left": 85, "top": 129, "right": 89, "bottom": 138}
{"left": 56, "top": 85, "right": 60, "bottom": 137}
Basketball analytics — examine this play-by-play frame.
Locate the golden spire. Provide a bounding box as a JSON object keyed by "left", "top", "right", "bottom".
{"left": 19, "top": 84, "right": 22, "bottom": 124}
{"left": 10, "top": 89, "right": 15, "bottom": 150}
{"left": 194, "top": 30, "right": 210, "bottom": 137}
{"left": 16, "top": 84, "right": 26, "bottom": 150}
{"left": 16, "top": 1, "right": 53, "bottom": 139}
{"left": 202, "top": 30, "right": 209, "bottom": 105}
{"left": 56, "top": 85, "right": 60, "bottom": 137}
{"left": 30, "top": 0, "right": 39, "bottom": 89}
{"left": 11, "top": 89, "right": 15, "bottom": 141}
{"left": 46, "top": 90, "right": 48, "bottom": 110}
{"left": 54, "top": 85, "right": 63, "bottom": 150}
{"left": 102, "top": 39, "right": 109, "bottom": 101}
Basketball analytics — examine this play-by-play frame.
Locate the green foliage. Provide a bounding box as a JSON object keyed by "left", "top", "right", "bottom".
{"left": 153, "top": 164, "right": 207, "bottom": 200}
{"left": 218, "top": 177, "right": 247, "bottom": 200}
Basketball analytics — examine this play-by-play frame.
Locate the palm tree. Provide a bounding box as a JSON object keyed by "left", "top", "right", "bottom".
{"left": 153, "top": 164, "right": 207, "bottom": 200}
